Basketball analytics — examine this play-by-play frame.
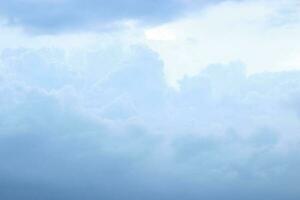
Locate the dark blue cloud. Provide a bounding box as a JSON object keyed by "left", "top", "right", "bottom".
{"left": 0, "top": 0, "right": 219, "bottom": 33}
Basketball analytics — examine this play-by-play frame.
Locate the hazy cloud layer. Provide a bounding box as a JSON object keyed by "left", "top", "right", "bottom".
{"left": 1, "top": 44, "right": 300, "bottom": 199}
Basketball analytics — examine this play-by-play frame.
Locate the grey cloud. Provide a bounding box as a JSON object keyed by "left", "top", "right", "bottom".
{"left": 0, "top": 0, "right": 221, "bottom": 33}
{"left": 1, "top": 46, "right": 300, "bottom": 199}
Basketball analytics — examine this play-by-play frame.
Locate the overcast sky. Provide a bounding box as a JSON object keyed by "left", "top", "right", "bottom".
{"left": 1, "top": 0, "right": 300, "bottom": 199}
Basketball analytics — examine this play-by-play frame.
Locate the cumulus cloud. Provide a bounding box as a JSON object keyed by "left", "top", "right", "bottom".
{"left": 1, "top": 40, "right": 300, "bottom": 199}
{"left": 145, "top": 0, "right": 300, "bottom": 87}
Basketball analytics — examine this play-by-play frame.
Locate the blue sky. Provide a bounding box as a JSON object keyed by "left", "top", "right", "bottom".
{"left": 1, "top": 0, "right": 300, "bottom": 199}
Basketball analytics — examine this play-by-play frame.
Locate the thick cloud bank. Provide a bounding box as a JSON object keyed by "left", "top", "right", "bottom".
{"left": 1, "top": 45, "right": 300, "bottom": 200}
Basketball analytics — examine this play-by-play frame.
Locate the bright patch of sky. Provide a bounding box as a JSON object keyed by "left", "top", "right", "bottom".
{"left": 145, "top": 0, "right": 300, "bottom": 87}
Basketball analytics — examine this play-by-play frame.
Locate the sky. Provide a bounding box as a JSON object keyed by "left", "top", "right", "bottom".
{"left": 1, "top": 0, "right": 300, "bottom": 199}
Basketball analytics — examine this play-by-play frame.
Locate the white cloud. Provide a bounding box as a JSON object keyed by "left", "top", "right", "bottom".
{"left": 144, "top": 0, "right": 300, "bottom": 87}
{"left": 145, "top": 27, "right": 177, "bottom": 41}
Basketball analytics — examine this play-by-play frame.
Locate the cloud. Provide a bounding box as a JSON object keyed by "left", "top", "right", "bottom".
{"left": 0, "top": 0, "right": 223, "bottom": 33}
{"left": 1, "top": 41, "right": 300, "bottom": 199}
{"left": 145, "top": 0, "right": 300, "bottom": 87}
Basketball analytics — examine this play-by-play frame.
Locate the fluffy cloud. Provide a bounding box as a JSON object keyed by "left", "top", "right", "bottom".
{"left": 145, "top": 0, "right": 300, "bottom": 87}
{"left": 1, "top": 41, "right": 300, "bottom": 199}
